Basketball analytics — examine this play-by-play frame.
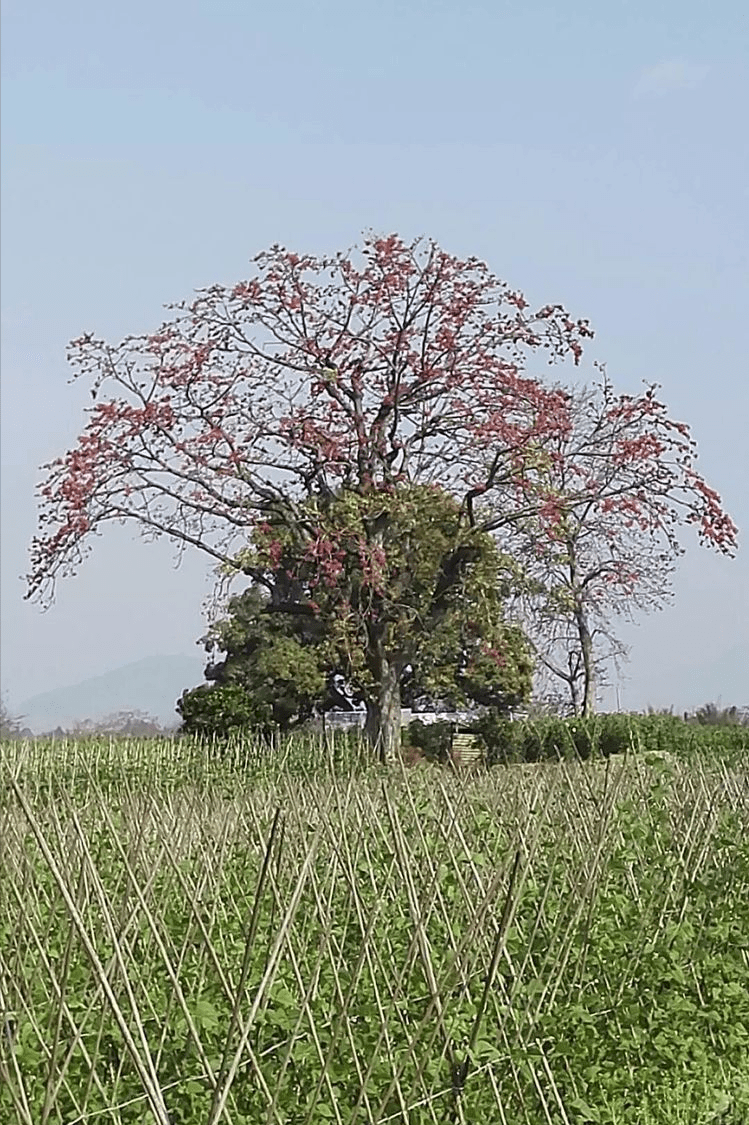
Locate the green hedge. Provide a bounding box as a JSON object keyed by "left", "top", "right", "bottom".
{"left": 453, "top": 712, "right": 749, "bottom": 766}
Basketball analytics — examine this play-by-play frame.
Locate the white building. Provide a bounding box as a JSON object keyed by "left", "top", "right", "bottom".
{"left": 322, "top": 708, "right": 527, "bottom": 729}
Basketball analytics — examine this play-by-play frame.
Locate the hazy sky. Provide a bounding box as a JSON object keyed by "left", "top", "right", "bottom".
{"left": 2, "top": 0, "right": 747, "bottom": 714}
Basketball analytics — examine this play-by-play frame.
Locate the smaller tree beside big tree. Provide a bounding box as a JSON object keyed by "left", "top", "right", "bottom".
{"left": 177, "top": 583, "right": 350, "bottom": 739}
{"left": 489, "top": 374, "right": 738, "bottom": 715}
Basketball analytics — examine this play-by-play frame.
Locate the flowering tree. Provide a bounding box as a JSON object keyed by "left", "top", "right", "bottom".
{"left": 0, "top": 699, "right": 28, "bottom": 740}
{"left": 488, "top": 375, "right": 738, "bottom": 714}
{"left": 28, "top": 233, "right": 603, "bottom": 760}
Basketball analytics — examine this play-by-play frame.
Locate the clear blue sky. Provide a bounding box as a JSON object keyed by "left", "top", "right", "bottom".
{"left": 2, "top": 0, "right": 747, "bottom": 713}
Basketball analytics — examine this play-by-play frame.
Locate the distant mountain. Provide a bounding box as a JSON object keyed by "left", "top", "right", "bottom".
{"left": 16, "top": 654, "right": 206, "bottom": 734}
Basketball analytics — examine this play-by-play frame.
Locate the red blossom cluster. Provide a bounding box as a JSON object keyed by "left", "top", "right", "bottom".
{"left": 303, "top": 535, "right": 348, "bottom": 588}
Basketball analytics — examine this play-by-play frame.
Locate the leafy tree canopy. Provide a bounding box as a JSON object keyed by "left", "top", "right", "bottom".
{"left": 180, "top": 483, "right": 532, "bottom": 738}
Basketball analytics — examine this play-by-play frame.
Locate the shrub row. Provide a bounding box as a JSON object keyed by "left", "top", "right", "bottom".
{"left": 406, "top": 712, "right": 749, "bottom": 766}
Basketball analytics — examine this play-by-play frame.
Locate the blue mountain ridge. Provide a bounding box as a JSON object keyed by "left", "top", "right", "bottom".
{"left": 15, "top": 654, "right": 206, "bottom": 733}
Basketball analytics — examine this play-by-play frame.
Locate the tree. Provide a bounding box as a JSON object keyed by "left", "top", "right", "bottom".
{"left": 29, "top": 234, "right": 592, "bottom": 759}
{"left": 234, "top": 481, "right": 533, "bottom": 758}
{"left": 65, "top": 710, "right": 168, "bottom": 736}
{"left": 179, "top": 484, "right": 532, "bottom": 739}
{"left": 177, "top": 682, "right": 279, "bottom": 739}
{"left": 28, "top": 233, "right": 731, "bottom": 757}
{"left": 692, "top": 702, "right": 749, "bottom": 728}
{"left": 488, "top": 375, "right": 739, "bottom": 714}
{"left": 0, "top": 698, "right": 30, "bottom": 740}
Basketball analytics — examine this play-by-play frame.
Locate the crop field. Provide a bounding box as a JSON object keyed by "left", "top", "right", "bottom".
{"left": 1, "top": 733, "right": 749, "bottom": 1124}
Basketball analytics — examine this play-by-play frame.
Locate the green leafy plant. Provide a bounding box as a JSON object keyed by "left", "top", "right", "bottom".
{"left": 405, "top": 718, "right": 455, "bottom": 763}
{"left": 2, "top": 730, "right": 748, "bottom": 1123}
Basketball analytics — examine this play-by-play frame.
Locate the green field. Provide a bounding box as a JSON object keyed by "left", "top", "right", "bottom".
{"left": 1, "top": 732, "right": 748, "bottom": 1124}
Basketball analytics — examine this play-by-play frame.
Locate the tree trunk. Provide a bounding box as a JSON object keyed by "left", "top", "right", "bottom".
{"left": 574, "top": 601, "right": 595, "bottom": 717}
{"left": 363, "top": 652, "right": 402, "bottom": 766}
{"left": 567, "top": 671, "right": 581, "bottom": 717}
{"left": 567, "top": 538, "right": 595, "bottom": 717}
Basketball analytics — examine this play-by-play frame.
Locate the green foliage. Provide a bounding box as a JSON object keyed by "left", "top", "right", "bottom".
{"left": 183, "top": 482, "right": 533, "bottom": 740}
{"left": 178, "top": 585, "right": 332, "bottom": 737}
{"left": 177, "top": 682, "right": 273, "bottom": 738}
{"left": 405, "top": 718, "right": 455, "bottom": 763}
{"left": 469, "top": 710, "right": 749, "bottom": 765}
{"left": 235, "top": 481, "right": 533, "bottom": 709}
